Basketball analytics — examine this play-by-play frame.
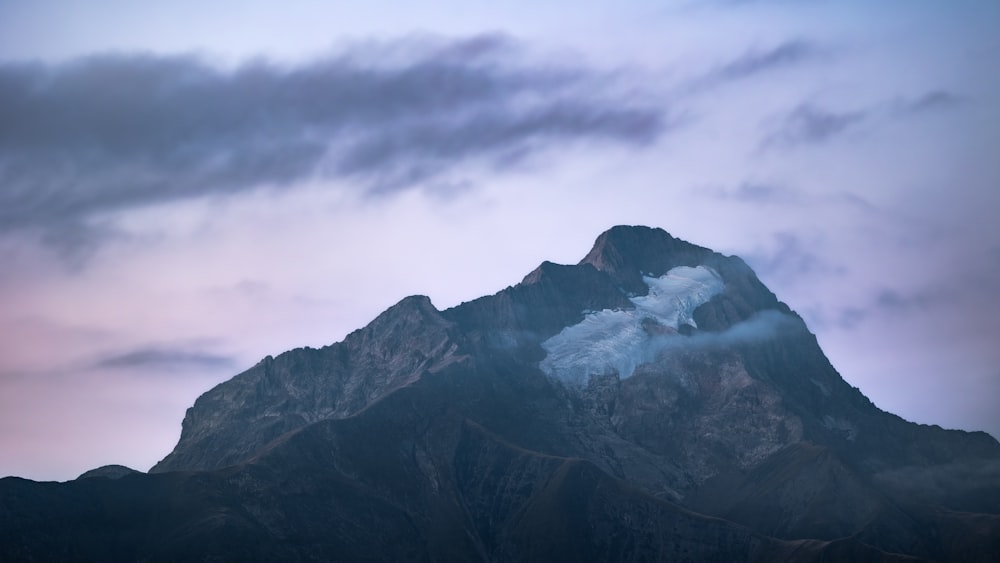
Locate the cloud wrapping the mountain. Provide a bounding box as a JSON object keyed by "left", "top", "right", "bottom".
{"left": 0, "top": 35, "right": 665, "bottom": 237}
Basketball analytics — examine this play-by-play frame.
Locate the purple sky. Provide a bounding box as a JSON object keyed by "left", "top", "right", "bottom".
{"left": 2, "top": 0, "right": 999, "bottom": 481}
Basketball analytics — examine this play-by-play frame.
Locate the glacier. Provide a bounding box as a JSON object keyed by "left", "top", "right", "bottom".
{"left": 539, "top": 265, "right": 725, "bottom": 386}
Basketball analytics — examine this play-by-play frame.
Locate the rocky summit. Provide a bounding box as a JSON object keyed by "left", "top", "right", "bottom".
{"left": 2, "top": 225, "right": 999, "bottom": 562}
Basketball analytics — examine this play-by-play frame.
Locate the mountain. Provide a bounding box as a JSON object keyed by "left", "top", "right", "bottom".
{"left": 2, "top": 225, "right": 998, "bottom": 562}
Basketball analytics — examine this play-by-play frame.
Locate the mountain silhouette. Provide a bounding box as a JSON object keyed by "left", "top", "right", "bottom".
{"left": 3, "top": 225, "right": 998, "bottom": 562}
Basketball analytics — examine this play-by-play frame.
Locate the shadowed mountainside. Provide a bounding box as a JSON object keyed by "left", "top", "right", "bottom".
{"left": 2, "top": 225, "right": 998, "bottom": 562}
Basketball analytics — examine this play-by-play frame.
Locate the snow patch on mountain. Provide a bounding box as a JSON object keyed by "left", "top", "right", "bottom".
{"left": 539, "top": 265, "right": 725, "bottom": 385}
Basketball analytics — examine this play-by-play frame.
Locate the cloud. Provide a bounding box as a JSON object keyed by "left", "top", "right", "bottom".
{"left": 741, "top": 231, "right": 841, "bottom": 281}
{"left": 629, "top": 311, "right": 806, "bottom": 368}
{"left": 889, "top": 90, "right": 962, "bottom": 116}
{"left": 335, "top": 100, "right": 661, "bottom": 192}
{"left": 762, "top": 104, "right": 866, "bottom": 148}
{"left": 761, "top": 89, "right": 960, "bottom": 150}
{"left": 698, "top": 182, "right": 804, "bottom": 205}
{"left": 683, "top": 0, "right": 827, "bottom": 15}
{"left": 873, "top": 288, "right": 937, "bottom": 312}
{"left": 95, "top": 344, "right": 236, "bottom": 372}
{"left": 697, "top": 181, "right": 881, "bottom": 214}
{"left": 830, "top": 286, "right": 953, "bottom": 330}
{"left": 683, "top": 40, "right": 822, "bottom": 93}
{"left": 0, "top": 34, "right": 666, "bottom": 244}
{"left": 683, "top": 309, "right": 804, "bottom": 348}
{"left": 715, "top": 40, "right": 817, "bottom": 81}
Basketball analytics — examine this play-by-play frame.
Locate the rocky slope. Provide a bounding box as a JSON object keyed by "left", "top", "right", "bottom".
{"left": 2, "top": 225, "right": 998, "bottom": 562}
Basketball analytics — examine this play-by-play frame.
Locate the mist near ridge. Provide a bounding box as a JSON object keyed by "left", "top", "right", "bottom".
{"left": 539, "top": 264, "right": 804, "bottom": 386}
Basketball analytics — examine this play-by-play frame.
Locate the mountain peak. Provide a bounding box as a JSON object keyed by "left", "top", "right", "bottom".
{"left": 580, "top": 225, "right": 673, "bottom": 270}
{"left": 580, "top": 225, "right": 712, "bottom": 294}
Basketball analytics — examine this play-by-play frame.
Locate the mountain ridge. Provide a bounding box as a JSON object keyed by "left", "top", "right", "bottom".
{"left": 3, "top": 225, "right": 998, "bottom": 562}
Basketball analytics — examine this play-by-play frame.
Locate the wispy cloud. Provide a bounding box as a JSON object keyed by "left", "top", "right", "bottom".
{"left": 0, "top": 34, "right": 666, "bottom": 245}
{"left": 762, "top": 104, "right": 866, "bottom": 148}
{"left": 762, "top": 89, "right": 962, "bottom": 150}
{"left": 95, "top": 344, "right": 236, "bottom": 372}
{"left": 888, "top": 90, "right": 963, "bottom": 116}
{"left": 697, "top": 180, "right": 882, "bottom": 215}
{"left": 681, "top": 40, "right": 822, "bottom": 94}
{"left": 833, "top": 287, "right": 953, "bottom": 330}
{"left": 714, "top": 40, "right": 818, "bottom": 82}
{"left": 697, "top": 182, "right": 804, "bottom": 205}
{"left": 741, "top": 231, "right": 841, "bottom": 282}
{"left": 683, "top": 309, "right": 804, "bottom": 348}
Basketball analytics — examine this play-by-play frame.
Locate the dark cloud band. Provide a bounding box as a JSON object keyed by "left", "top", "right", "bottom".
{"left": 95, "top": 345, "right": 236, "bottom": 371}
{"left": 0, "top": 35, "right": 665, "bottom": 239}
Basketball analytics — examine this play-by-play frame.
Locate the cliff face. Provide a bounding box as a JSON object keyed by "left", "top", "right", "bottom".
{"left": 3, "top": 225, "right": 999, "bottom": 562}
{"left": 152, "top": 294, "right": 466, "bottom": 473}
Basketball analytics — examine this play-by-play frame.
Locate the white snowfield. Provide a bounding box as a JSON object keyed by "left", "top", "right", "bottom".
{"left": 539, "top": 265, "right": 725, "bottom": 386}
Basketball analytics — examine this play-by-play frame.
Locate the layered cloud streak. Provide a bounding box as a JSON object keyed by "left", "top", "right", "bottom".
{"left": 0, "top": 35, "right": 665, "bottom": 240}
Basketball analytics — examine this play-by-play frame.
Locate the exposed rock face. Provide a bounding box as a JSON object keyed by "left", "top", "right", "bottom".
{"left": 152, "top": 294, "right": 466, "bottom": 472}
{"left": 3, "top": 225, "right": 999, "bottom": 562}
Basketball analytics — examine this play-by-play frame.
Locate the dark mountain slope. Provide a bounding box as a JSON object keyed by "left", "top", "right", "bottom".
{"left": 152, "top": 294, "right": 465, "bottom": 473}
{"left": 3, "top": 225, "right": 998, "bottom": 561}
{"left": 0, "top": 365, "right": 929, "bottom": 562}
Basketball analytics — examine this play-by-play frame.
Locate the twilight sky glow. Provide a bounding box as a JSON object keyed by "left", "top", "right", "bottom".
{"left": 2, "top": 0, "right": 999, "bottom": 481}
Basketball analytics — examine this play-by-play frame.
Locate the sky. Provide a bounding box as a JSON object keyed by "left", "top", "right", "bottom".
{"left": 1, "top": 0, "right": 998, "bottom": 481}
